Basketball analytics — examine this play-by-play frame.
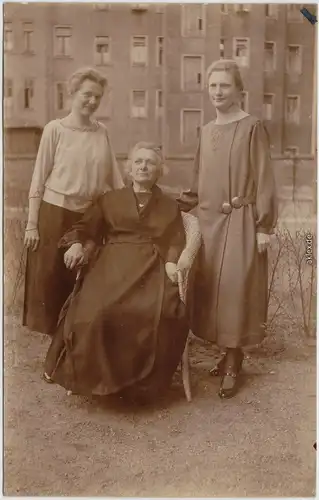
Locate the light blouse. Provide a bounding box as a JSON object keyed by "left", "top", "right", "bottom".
{"left": 28, "top": 119, "right": 124, "bottom": 213}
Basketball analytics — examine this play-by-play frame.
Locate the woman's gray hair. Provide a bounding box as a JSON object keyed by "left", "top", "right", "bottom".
{"left": 67, "top": 67, "right": 108, "bottom": 96}
{"left": 125, "top": 142, "right": 168, "bottom": 178}
{"left": 206, "top": 59, "right": 244, "bottom": 92}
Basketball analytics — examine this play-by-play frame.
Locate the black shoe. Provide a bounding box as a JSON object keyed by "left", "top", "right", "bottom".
{"left": 218, "top": 372, "right": 240, "bottom": 399}
{"left": 218, "top": 349, "right": 243, "bottom": 399}
{"left": 209, "top": 354, "right": 226, "bottom": 377}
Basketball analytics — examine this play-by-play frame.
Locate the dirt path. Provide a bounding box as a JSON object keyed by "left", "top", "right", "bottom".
{"left": 4, "top": 317, "right": 316, "bottom": 497}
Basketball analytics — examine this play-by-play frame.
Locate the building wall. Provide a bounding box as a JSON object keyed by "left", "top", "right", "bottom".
{"left": 3, "top": 3, "right": 316, "bottom": 157}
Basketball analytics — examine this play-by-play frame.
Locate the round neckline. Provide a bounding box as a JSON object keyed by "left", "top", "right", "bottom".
{"left": 59, "top": 118, "right": 99, "bottom": 132}
{"left": 213, "top": 114, "right": 251, "bottom": 126}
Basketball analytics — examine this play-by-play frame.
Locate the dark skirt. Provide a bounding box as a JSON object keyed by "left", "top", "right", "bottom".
{"left": 44, "top": 242, "right": 189, "bottom": 400}
{"left": 23, "top": 201, "right": 82, "bottom": 336}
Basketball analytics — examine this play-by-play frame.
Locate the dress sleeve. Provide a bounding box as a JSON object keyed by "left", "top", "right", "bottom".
{"left": 28, "top": 121, "right": 58, "bottom": 199}
{"left": 250, "top": 121, "right": 278, "bottom": 235}
{"left": 176, "top": 135, "right": 201, "bottom": 212}
{"left": 58, "top": 197, "right": 107, "bottom": 248}
{"left": 100, "top": 124, "right": 125, "bottom": 192}
{"left": 166, "top": 208, "right": 187, "bottom": 263}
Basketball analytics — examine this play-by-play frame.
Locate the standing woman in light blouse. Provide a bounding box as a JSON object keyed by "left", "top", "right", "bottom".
{"left": 23, "top": 67, "right": 124, "bottom": 336}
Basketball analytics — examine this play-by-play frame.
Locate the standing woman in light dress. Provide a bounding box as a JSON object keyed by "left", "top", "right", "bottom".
{"left": 178, "top": 60, "right": 278, "bottom": 399}
{"left": 23, "top": 67, "right": 124, "bottom": 336}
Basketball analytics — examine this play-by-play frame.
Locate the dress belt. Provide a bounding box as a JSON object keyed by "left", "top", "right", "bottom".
{"left": 220, "top": 195, "right": 255, "bottom": 215}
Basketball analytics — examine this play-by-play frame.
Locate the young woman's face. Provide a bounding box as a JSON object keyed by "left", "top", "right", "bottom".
{"left": 72, "top": 79, "right": 103, "bottom": 117}
{"left": 130, "top": 148, "right": 161, "bottom": 186}
{"left": 208, "top": 70, "right": 240, "bottom": 112}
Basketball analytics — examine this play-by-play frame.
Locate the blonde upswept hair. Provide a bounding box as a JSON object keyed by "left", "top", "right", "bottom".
{"left": 125, "top": 142, "right": 169, "bottom": 179}
{"left": 67, "top": 67, "right": 108, "bottom": 96}
{"left": 206, "top": 59, "right": 244, "bottom": 92}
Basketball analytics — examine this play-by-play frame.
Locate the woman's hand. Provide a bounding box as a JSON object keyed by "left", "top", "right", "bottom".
{"left": 165, "top": 262, "right": 178, "bottom": 284}
{"left": 176, "top": 251, "right": 192, "bottom": 275}
{"left": 64, "top": 243, "right": 85, "bottom": 270}
{"left": 24, "top": 227, "right": 40, "bottom": 252}
{"left": 257, "top": 233, "right": 270, "bottom": 253}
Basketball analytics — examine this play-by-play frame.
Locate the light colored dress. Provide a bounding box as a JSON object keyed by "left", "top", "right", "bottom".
{"left": 178, "top": 115, "right": 278, "bottom": 348}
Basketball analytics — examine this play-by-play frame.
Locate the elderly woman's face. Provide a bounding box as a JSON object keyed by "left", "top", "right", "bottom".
{"left": 131, "top": 148, "right": 161, "bottom": 186}
{"left": 208, "top": 70, "right": 240, "bottom": 112}
{"left": 72, "top": 78, "right": 103, "bottom": 117}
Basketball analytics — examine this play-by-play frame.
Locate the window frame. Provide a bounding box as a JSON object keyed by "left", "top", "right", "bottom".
{"left": 23, "top": 21, "right": 34, "bottom": 53}
{"left": 131, "top": 35, "right": 148, "bottom": 67}
{"left": 181, "top": 54, "right": 205, "bottom": 92}
{"left": 156, "top": 36, "right": 164, "bottom": 67}
{"left": 94, "top": 35, "right": 112, "bottom": 66}
{"left": 285, "top": 95, "right": 301, "bottom": 124}
{"left": 23, "top": 78, "right": 34, "bottom": 110}
{"left": 264, "top": 41, "right": 277, "bottom": 72}
{"left": 4, "top": 78, "right": 14, "bottom": 114}
{"left": 286, "top": 44, "right": 303, "bottom": 74}
{"left": 131, "top": 89, "right": 148, "bottom": 118}
{"left": 220, "top": 38, "right": 225, "bottom": 58}
{"left": 180, "top": 108, "right": 203, "bottom": 144}
{"left": 4, "top": 21, "right": 14, "bottom": 52}
{"left": 263, "top": 93, "right": 275, "bottom": 121}
{"left": 155, "top": 89, "right": 163, "bottom": 118}
{"left": 233, "top": 37, "right": 250, "bottom": 67}
{"left": 265, "top": 4, "right": 278, "bottom": 19}
{"left": 54, "top": 25, "right": 72, "bottom": 58}
{"left": 181, "top": 4, "right": 206, "bottom": 37}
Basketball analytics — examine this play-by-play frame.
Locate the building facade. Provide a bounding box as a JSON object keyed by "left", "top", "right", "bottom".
{"left": 3, "top": 2, "right": 317, "bottom": 157}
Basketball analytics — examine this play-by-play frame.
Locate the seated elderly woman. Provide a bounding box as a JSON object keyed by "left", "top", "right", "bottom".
{"left": 43, "top": 142, "right": 190, "bottom": 403}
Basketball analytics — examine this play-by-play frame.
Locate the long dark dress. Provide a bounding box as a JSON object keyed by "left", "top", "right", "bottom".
{"left": 178, "top": 116, "right": 278, "bottom": 348}
{"left": 44, "top": 186, "right": 188, "bottom": 398}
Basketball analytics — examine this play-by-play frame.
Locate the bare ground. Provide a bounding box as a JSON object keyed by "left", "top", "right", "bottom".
{"left": 3, "top": 315, "right": 316, "bottom": 498}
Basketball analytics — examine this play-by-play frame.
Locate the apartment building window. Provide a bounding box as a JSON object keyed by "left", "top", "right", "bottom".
{"left": 131, "top": 36, "right": 148, "bottom": 66}
{"left": 54, "top": 26, "right": 72, "bottom": 57}
{"left": 264, "top": 42, "right": 276, "bottom": 71}
{"left": 286, "top": 95, "right": 300, "bottom": 124}
{"left": 233, "top": 38, "right": 250, "bottom": 67}
{"left": 263, "top": 94, "right": 274, "bottom": 120}
{"left": 220, "top": 38, "right": 225, "bottom": 58}
{"left": 221, "top": 4, "right": 229, "bottom": 14}
{"left": 265, "top": 4, "right": 278, "bottom": 18}
{"left": 24, "top": 79, "right": 34, "bottom": 109}
{"left": 23, "top": 22, "right": 34, "bottom": 52}
{"left": 287, "top": 4, "right": 303, "bottom": 22}
{"left": 287, "top": 45, "right": 302, "bottom": 73}
{"left": 156, "top": 90, "right": 163, "bottom": 117}
{"left": 4, "top": 22, "right": 13, "bottom": 52}
{"left": 181, "top": 4, "right": 205, "bottom": 37}
{"left": 181, "top": 109, "right": 202, "bottom": 144}
{"left": 131, "top": 90, "right": 147, "bottom": 117}
{"left": 240, "top": 92, "right": 248, "bottom": 112}
{"left": 156, "top": 37, "right": 164, "bottom": 66}
{"left": 94, "top": 36, "right": 111, "bottom": 65}
{"left": 182, "top": 55, "right": 203, "bottom": 91}
{"left": 55, "top": 82, "right": 68, "bottom": 111}
{"left": 4, "top": 78, "right": 13, "bottom": 114}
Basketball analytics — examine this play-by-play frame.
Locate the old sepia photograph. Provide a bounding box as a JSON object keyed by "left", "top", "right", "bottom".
{"left": 3, "top": 1, "right": 317, "bottom": 496}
